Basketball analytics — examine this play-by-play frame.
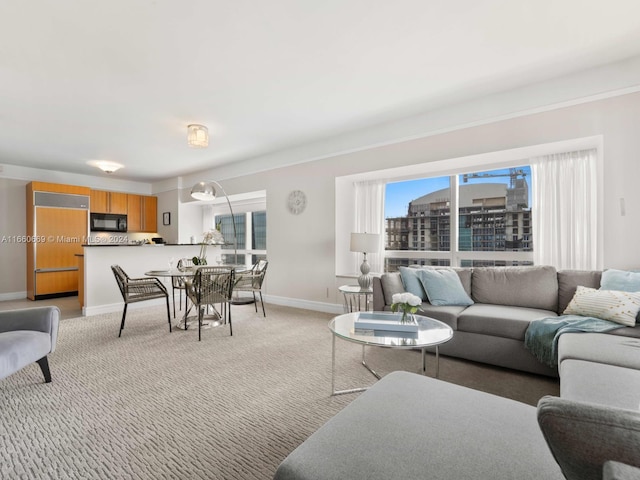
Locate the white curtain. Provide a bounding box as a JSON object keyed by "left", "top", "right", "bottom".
{"left": 530, "top": 148, "right": 598, "bottom": 270}
{"left": 354, "top": 180, "right": 386, "bottom": 273}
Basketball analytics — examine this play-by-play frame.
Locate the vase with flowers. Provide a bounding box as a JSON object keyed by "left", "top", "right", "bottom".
{"left": 192, "top": 227, "right": 225, "bottom": 265}
{"left": 390, "top": 292, "right": 421, "bottom": 324}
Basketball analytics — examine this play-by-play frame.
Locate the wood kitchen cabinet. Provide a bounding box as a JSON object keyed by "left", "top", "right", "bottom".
{"left": 26, "top": 182, "right": 89, "bottom": 300}
{"left": 127, "top": 194, "right": 157, "bottom": 232}
{"left": 90, "top": 190, "right": 128, "bottom": 214}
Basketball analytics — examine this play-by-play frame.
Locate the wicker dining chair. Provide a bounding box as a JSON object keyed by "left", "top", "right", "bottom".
{"left": 233, "top": 260, "right": 268, "bottom": 317}
{"left": 111, "top": 265, "right": 172, "bottom": 337}
{"left": 186, "top": 266, "right": 235, "bottom": 341}
{"left": 171, "top": 258, "right": 194, "bottom": 318}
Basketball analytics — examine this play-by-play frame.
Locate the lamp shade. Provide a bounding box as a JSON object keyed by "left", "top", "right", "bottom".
{"left": 191, "top": 181, "right": 217, "bottom": 201}
{"left": 350, "top": 233, "right": 380, "bottom": 253}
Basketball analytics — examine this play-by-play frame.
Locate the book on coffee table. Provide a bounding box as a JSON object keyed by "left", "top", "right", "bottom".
{"left": 354, "top": 312, "right": 420, "bottom": 333}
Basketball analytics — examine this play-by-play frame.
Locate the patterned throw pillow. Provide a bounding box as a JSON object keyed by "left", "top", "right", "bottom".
{"left": 563, "top": 285, "right": 640, "bottom": 327}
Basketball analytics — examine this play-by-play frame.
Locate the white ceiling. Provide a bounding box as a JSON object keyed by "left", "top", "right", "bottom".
{"left": 2, "top": 0, "right": 640, "bottom": 182}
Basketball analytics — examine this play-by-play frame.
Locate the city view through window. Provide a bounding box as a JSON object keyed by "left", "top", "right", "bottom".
{"left": 384, "top": 166, "right": 533, "bottom": 271}
{"left": 216, "top": 211, "right": 267, "bottom": 266}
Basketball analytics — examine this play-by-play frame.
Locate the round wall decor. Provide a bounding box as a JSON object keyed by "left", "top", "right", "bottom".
{"left": 287, "top": 190, "right": 307, "bottom": 214}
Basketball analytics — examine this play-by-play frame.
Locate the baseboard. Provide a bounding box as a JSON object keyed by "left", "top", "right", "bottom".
{"left": 83, "top": 298, "right": 168, "bottom": 317}
{"left": 263, "top": 294, "right": 343, "bottom": 315}
{"left": 0, "top": 291, "right": 27, "bottom": 301}
{"left": 82, "top": 296, "right": 343, "bottom": 317}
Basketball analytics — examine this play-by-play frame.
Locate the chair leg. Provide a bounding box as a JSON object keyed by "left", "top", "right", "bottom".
{"left": 259, "top": 291, "right": 266, "bottom": 317}
{"left": 172, "top": 286, "right": 176, "bottom": 318}
{"left": 198, "top": 307, "right": 203, "bottom": 341}
{"left": 228, "top": 303, "right": 233, "bottom": 336}
{"left": 36, "top": 356, "right": 52, "bottom": 383}
{"left": 118, "top": 304, "right": 128, "bottom": 337}
{"left": 166, "top": 296, "right": 172, "bottom": 333}
{"left": 253, "top": 291, "right": 258, "bottom": 313}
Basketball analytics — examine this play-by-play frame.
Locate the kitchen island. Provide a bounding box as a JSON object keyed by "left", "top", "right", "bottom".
{"left": 81, "top": 244, "right": 207, "bottom": 316}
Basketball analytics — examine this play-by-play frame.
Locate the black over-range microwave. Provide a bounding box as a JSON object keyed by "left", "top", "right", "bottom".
{"left": 90, "top": 213, "right": 127, "bottom": 232}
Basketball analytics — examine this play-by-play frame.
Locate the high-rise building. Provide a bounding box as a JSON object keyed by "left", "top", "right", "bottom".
{"left": 385, "top": 179, "right": 532, "bottom": 271}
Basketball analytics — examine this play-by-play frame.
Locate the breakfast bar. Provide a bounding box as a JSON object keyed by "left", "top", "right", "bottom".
{"left": 81, "top": 244, "right": 205, "bottom": 316}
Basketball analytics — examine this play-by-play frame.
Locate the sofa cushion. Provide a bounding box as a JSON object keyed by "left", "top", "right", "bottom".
{"left": 380, "top": 272, "right": 405, "bottom": 306}
{"left": 558, "top": 333, "right": 640, "bottom": 370}
{"left": 538, "top": 396, "right": 640, "bottom": 480}
{"left": 458, "top": 304, "right": 557, "bottom": 340}
{"left": 416, "top": 304, "right": 467, "bottom": 330}
{"left": 472, "top": 266, "right": 558, "bottom": 311}
{"left": 398, "top": 267, "right": 426, "bottom": 300}
{"left": 563, "top": 286, "right": 640, "bottom": 327}
{"left": 416, "top": 268, "right": 474, "bottom": 306}
{"left": 274, "top": 371, "right": 562, "bottom": 480}
{"left": 560, "top": 359, "right": 640, "bottom": 410}
{"left": 557, "top": 269, "right": 602, "bottom": 314}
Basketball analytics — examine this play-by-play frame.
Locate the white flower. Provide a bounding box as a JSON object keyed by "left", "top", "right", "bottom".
{"left": 392, "top": 292, "right": 421, "bottom": 306}
{"left": 202, "top": 229, "right": 225, "bottom": 244}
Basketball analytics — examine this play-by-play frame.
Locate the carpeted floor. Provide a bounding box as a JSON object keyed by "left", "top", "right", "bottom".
{"left": 0, "top": 304, "right": 559, "bottom": 479}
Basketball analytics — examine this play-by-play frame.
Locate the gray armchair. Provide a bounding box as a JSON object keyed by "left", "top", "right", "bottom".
{"left": 538, "top": 396, "right": 640, "bottom": 480}
{"left": 0, "top": 306, "right": 60, "bottom": 383}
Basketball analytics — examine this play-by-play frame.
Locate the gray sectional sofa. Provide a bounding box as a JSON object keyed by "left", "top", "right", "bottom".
{"left": 273, "top": 266, "right": 640, "bottom": 479}
{"left": 373, "top": 266, "right": 640, "bottom": 376}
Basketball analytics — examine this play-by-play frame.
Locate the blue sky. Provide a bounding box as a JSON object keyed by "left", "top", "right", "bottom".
{"left": 385, "top": 166, "right": 531, "bottom": 217}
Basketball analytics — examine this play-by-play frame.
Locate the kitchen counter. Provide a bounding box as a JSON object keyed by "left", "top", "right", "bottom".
{"left": 81, "top": 244, "right": 207, "bottom": 315}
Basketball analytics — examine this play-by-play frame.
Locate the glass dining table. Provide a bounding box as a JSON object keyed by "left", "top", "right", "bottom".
{"left": 145, "top": 266, "right": 240, "bottom": 330}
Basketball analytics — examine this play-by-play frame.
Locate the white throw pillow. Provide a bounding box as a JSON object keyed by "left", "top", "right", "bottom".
{"left": 563, "top": 285, "right": 640, "bottom": 327}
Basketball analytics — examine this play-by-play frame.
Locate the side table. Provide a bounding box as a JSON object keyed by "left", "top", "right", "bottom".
{"left": 338, "top": 285, "right": 373, "bottom": 312}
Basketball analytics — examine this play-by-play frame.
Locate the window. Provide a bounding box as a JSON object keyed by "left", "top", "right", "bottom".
{"left": 384, "top": 166, "right": 533, "bottom": 271}
{"left": 215, "top": 210, "right": 267, "bottom": 267}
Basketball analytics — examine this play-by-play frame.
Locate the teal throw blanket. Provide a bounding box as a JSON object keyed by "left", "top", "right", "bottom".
{"left": 524, "top": 315, "right": 625, "bottom": 367}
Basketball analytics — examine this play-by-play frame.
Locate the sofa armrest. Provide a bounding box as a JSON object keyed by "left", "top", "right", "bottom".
{"left": 372, "top": 277, "right": 385, "bottom": 311}
{"left": 0, "top": 307, "right": 60, "bottom": 353}
{"left": 537, "top": 396, "right": 640, "bottom": 480}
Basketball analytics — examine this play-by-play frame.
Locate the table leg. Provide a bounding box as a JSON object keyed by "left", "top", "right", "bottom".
{"left": 361, "top": 345, "right": 381, "bottom": 380}
{"left": 331, "top": 339, "right": 379, "bottom": 396}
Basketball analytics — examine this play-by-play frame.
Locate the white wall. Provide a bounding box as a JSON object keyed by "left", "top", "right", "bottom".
{"left": 2, "top": 85, "right": 640, "bottom": 310}
{"left": 0, "top": 178, "right": 27, "bottom": 299}
{"left": 177, "top": 91, "right": 640, "bottom": 310}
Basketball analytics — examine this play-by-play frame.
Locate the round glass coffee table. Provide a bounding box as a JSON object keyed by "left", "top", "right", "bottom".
{"left": 329, "top": 311, "right": 453, "bottom": 396}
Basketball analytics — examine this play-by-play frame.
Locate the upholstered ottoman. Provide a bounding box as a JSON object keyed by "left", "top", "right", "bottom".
{"left": 274, "top": 371, "right": 562, "bottom": 480}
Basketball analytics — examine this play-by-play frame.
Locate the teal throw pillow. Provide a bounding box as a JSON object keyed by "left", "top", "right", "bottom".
{"left": 600, "top": 269, "right": 640, "bottom": 292}
{"left": 416, "top": 268, "right": 474, "bottom": 306}
{"left": 398, "top": 266, "right": 427, "bottom": 300}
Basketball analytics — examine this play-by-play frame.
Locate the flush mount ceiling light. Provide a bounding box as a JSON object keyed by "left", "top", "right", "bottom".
{"left": 187, "top": 124, "right": 209, "bottom": 148}
{"left": 87, "top": 160, "right": 124, "bottom": 174}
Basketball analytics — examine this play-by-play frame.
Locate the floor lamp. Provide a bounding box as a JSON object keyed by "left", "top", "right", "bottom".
{"left": 350, "top": 232, "right": 381, "bottom": 289}
{"left": 191, "top": 180, "right": 238, "bottom": 265}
